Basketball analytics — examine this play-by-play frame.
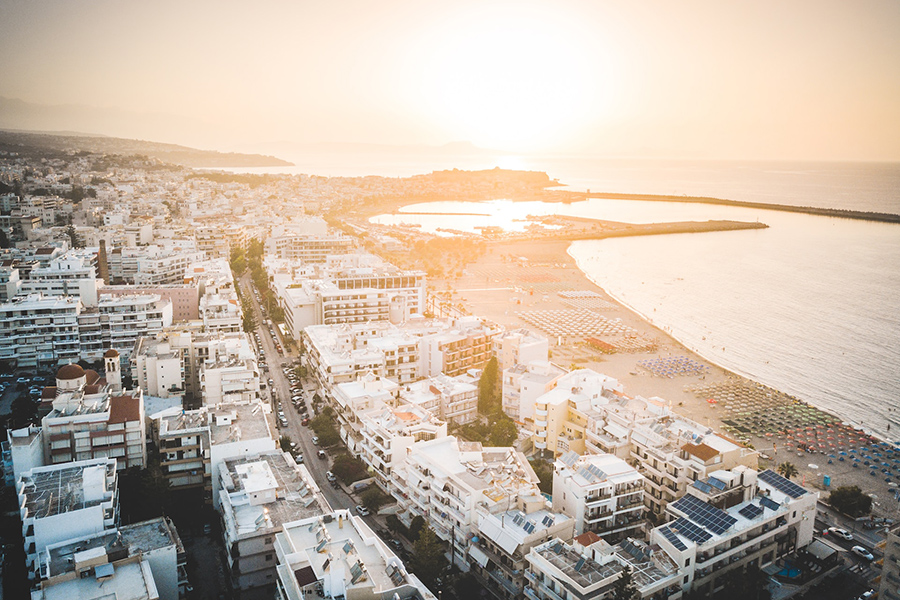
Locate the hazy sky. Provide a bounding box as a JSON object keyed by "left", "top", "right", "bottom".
{"left": 1, "top": 0, "right": 899, "bottom": 160}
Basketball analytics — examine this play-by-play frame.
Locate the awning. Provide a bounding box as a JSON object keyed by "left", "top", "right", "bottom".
{"left": 603, "top": 422, "right": 629, "bottom": 440}
{"left": 468, "top": 545, "right": 490, "bottom": 568}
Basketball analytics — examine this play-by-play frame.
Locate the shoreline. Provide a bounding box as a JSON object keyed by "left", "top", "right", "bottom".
{"left": 434, "top": 236, "right": 898, "bottom": 513}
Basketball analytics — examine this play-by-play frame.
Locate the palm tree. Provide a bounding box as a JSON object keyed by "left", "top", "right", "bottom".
{"left": 777, "top": 461, "right": 799, "bottom": 480}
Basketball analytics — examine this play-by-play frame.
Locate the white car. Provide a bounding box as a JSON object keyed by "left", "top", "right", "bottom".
{"left": 326, "top": 471, "right": 336, "bottom": 482}
{"left": 851, "top": 545, "right": 874, "bottom": 561}
{"left": 827, "top": 527, "right": 853, "bottom": 541}
{"left": 355, "top": 505, "right": 370, "bottom": 516}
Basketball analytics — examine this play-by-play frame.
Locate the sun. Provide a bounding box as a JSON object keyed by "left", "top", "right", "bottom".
{"left": 415, "top": 7, "right": 606, "bottom": 151}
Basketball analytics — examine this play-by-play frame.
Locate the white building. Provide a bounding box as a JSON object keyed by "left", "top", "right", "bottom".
{"left": 501, "top": 360, "right": 566, "bottom": 423}
{"left": 552, "top": 451, "right": 645, "bottom": 540}
{"left": 132, "top": 336, "right": 186, "bottom": 399}
{"left": 399, "top": 374, "right": 478, "bottom": 425}
{"left": 0, "top": 294, "right": 81, "bottom": 368}
{"left": 218, "top": 451, "right": 327, "bottom": 596}
{"left": 649, "top": 467, "right": 817, "bottom": 597}
{"left": 274, "top": 509, "right": 438, "bottom": 600}
{"left": 525, "top": 534, "right": 682, "bottom": 600}
{"left": 33, "top": 516, "right": 187, "bottom": 600}
{"left": 17, "top": 458, "right": 119, "bottom": 579}
{"left": 492, "top": 329, "right": 549, "bottom": 372}
{"left": 78, "top": 293, "right": 174, "bottom": 361}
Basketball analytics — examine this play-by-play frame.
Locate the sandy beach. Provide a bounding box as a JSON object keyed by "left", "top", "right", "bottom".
{"left": 432, "top": 237, "right": 900, "bottom": 520}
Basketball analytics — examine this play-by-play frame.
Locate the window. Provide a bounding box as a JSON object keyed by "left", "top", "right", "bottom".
{"left": 684, "top": 575, "right": 689, "bottom": 584}
{"left": 265, "top": 553, "right": 273, "bottom": 561}
{"left": 265, "top": 537, "right": 273, "bottom": 545}
{"left": 685, "top": 558, "right": 690, "bottom": 566}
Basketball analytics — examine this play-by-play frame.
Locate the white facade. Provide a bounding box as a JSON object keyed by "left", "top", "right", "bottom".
{"left": 18, "top": 458, "right": 119, "bottom": 579}
{"left": 132, "top": 336, "right": 186, "bottom": 398}
{"left": 492, "top": 329, "right": 549, "bottom": 372}
{"left": 0, "top": 294, "right": 81, "bottom": 368}
{"left": 501, "top": 360, "right": 566, "bottom": 422}
{"left": 551, "top": 452, "right": 645, "bottom": 539}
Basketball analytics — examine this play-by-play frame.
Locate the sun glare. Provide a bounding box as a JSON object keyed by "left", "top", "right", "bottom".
{"left": 417, "top": 8, "right": 603, "bottom": 151}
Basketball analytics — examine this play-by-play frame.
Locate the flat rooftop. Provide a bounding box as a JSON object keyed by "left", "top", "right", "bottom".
{"left": 20, "top": 459, "right": 115, "bottom": 520}
{"left": 210, "top": 402, "right": 272, "bottom": 445}
{"left": 35, "top": 558, "right": 157, "bottom": 600}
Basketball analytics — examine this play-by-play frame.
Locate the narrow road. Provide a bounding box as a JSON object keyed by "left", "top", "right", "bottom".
{"left": 241, "top": 274, "right": 356, "bottom": 513}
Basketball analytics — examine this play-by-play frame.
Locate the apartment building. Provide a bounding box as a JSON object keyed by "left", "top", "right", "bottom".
{"left": 525, "top": 535, "right": 682, "bottom": 600}
{"left": 78, "top": 293, "right": 173, "bottom": 361}
{"left": 353, "top": 402, "right": 446, "bottom": 493}
{"left": 400, "top": 374, "right": 478, "bottom": 425}
{"left": 19, "top": 249, "right": 103, "bottom": 306}
{"left": 153, "top": 400, "right": 276, "bottom": 503}
{"left": 649, "top": 467, "right": 817, "bottom": 596}
{"left": 532, "top": 369, "right": 623, "bottom": 457}
{"left": 390, "top": 436, "right": 564, "bottom": 570}
{"left": 200, "top": 355, "right": 260, "bottom": 406}
{"left": 102, "top": 283, "right": 200, "bottom": 322}
{"left": 33, "top": 516, "right": 187, "bottom": 600}
{"left": 0, "top": 294, "right": 81, "bottom": 368}
{"left": 17, "top": 458, "right": 119, "bottom": 579}
{"left": 41, "top": 363, "right": 147, "bottom": 469}
{"left": 468, "top": 508, "right": 574, "bottom": 600}
{"left": 420, "top": 317, "right": 500, "bottom": 377}
{"left": 501, "top": 360, "right": 566, "bottom": 423}
{"left": 880, "top": 522, "right": 900, "bottom": 600}
{"left": 0, "top": 262, "right": 21, "bottom": 300}
{"left": 218, "top": 451, "right": 327, "bottom": 597}
{"left": 552, "top": 452, "right": 645, "bottom": 540}
{"left": 3, "top": 425, "right": 43, "bottom": 485}
{"left": 265, "top": 231, "right": 355, "bottom": 263}
{"left": 274, "top": 509, "right": 438, "bottom": 600}
{"left": 132, "top": 335, "right": 186, "bottom": 399}
{"left": 200, "top": 291, "right": 243, "bottom": 333}
{"left": 492, "top": 329, "right": 549, "bottom": 372}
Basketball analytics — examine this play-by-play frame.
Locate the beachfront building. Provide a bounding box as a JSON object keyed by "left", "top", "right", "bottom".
{"left": 39, "top": 363, "right": 147, "bottom": 470}
{"left": 17, "top": 458, "right": 119, "bottom": 579}
{"left": 501, "top": 360, "right": 567, "bottom": 423}
{"left": 274, "top": 509, "right": 438, "bottom": 600}
{"left": 390, "top": 436, "right": 569, "bottom": 571}
{"left": 627, "top": 414, "right": 759, "bottom": 516}
{"left": 419, "top": 316, "right": 500, "bottom": 377}
{"left": 649, "top": 467, "right": 817, "bottom": 597}
{"left": 218, "top": 450, "right": 327, "bottom": 597}
{"left": 525, "top": 534, "right": 683, "bottom": 600}
{"left": 399, "top": 374, "right": 479, "bottom": 425}
{"left": 33, "top": 516, "right": 187, "bottom": 600}
{"left": 552, "top": 451, "right": 646, "bottom": 540}
{"left": 532, "top": 369, "right": 623, "bottom": 457}
{"left": 880, "top": 522, "right": 900, "bottom": 600}
{"left": 492, "top": 328, "right": 549, "bottom": 372}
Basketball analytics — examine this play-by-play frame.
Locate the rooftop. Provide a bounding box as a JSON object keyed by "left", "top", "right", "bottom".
{"left": 19, "top": 459, "right": 116, "bottom": 520}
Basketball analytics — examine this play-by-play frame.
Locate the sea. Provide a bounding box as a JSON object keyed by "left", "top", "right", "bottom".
{"left": 227, "top": 155, "right": 900, "bottom": 442}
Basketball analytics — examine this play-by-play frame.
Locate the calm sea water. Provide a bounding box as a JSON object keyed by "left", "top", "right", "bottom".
{"left": 231, "top": 154, "right": 900, "bottom": 440}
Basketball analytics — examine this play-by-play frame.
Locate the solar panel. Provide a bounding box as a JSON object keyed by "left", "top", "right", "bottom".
{"left": 759, "top": 496, "right": 781, "bottom": 512}
{"left": 542, "top": 515, "right": 555, "bottom": 527}
{"left": 670, "top": 517, "right": 712, "bottom": 544}
{"left": 738, "top": 504, "right": 763, "bottom": 520}
{"left": 524, "top": 522, "right": 536, "bottom": 534}
{"left": 758, "top": 470, "right": 807, "bottom": 499}
{"left": 670, "top": 494, "right": 737, "bottom": 535}
{"left": 574, "top": 557, "right": 586, "bottom": 572}
{"left": 578, "top": 467, "right": 597, "bottom": 483}
{"left": 553, "top": 541, "right": 564, "bottom": 554}
{"left": 343, "top": 541, "right": 353, "bottom": 554}
{"left": 693, "top": 480, "right": 714, "bottom": 494}
{"left": 513, "top": 513, "right": 524, "bottom": 526}
{"left": 587, "top": 464, "right": 607, "bottom": 480}
{"left": 560, "top": 451, "right": 579, "bottom": 467}
{"left": 660, "top": 526, "right": 687, "bottom": 551}
{"left": 707, "top": 477, "right": 727, "bottom": 491}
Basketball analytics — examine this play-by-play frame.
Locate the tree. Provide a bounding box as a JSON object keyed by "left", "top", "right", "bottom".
{"left": 490, "top": 416, "right": 518, "bottom": 446}
{"left": 717, "top": 564, "right": 771, "bottom": 600}
{"left": 478, "top": 356, "right": 500, "bottom": 414}
{"left": 279, "top": 435, "right": 293, "bottom": 452}
{"left": 331, "top": 453, "right": 368, "bottom": 483}
{"left": 530, "top": 458, "right": 553, "bottom": 495}
{"left": 776, "top": 462, "right": 799, "bottom": 480}
{"left": 409, "top": 515, "right": 426, "bottom": 541}
{"left": 409, "top": 527, "right": 446, "bottom": 587}
{"left": 828, "top": 485, "right": 872, "bottom": 518}
{"left": 612, "top": 566, "right": 638, "bottom": 600}
{"left": 361, "top": 487, "right": 388, "bottom": 513}
{"left": 65, "top": 224, "right": 82, "bottom": 248}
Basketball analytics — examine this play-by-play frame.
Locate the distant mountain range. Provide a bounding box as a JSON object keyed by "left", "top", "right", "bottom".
{"left": 0, "top": 127, "right": 293, "bottom": 168}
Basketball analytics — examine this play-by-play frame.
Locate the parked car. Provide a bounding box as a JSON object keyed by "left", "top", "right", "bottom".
{"left": 851, "top": 546, "right": 874, "bottom": 561}
{"left": 301, "top": 418, "right": 310, "bottom": 426}
{"left": 325, "top": 471, "right": 336, "bottom": 482}
{"left": 355, "top": 505, "right": 370, "bottom": 516}
{"left": 317, "top": 450, "right": 327, "bottom": 459}
{"left": 827, "top": 527, "right": 853, "bottom": 541}
{"left": 312, "top": 436, "right": 319, "bottom": 445}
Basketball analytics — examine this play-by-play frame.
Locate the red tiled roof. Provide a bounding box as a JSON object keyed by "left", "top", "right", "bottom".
{"left": 575, "top": 531, "right": 602, "bottom": 547}
{"left": 682, "top": 442, "right": 720, "bottom": 462}
{"left": 109, "top": 394, "right": 141, "bottom": 424}
{"left": 84, "top": 370, "right": 100, "bottom": 385}
{"left": 41, "top": 387, "right": 57, "bottom": 399}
